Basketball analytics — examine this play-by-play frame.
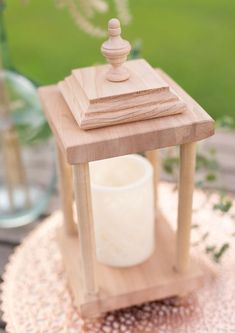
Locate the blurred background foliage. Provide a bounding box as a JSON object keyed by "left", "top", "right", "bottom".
{"left": 4, "top": 0, "right": 235, "bottom": 121}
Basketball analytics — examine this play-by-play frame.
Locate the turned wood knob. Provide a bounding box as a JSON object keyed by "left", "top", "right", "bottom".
{"left": 101, "top": 18, "right": 131, "bottom": 82}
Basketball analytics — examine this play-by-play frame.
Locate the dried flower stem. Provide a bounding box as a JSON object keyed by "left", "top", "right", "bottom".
{"left": 114, "top": 0, "right": 131, "bottom": 25}
{"left": 54, "top": 0, "right": 131, "bottom": 37}
{"left": 55, "top": 0, "right": 107, "bottom": 37}
{"left": 0, "top": 57, "right": 31, "bottom": 209}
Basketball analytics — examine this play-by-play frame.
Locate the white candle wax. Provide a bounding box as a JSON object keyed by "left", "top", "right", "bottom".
{"left": 90, "top": 154, "right": 155, "bottom": 267}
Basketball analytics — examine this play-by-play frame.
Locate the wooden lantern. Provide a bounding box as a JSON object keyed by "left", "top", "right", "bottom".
{"left": 38, "top": 18, "right": 214, "bottom": 318}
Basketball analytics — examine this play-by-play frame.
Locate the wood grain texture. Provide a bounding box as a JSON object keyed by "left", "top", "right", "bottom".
{"left": 57, "top": 211, "right": 204, "bottom": 318}
{"left": 56, "top": 146, "right": 76, "bottom": 235}
{"left": 72, "top": 60, "right": 168, "bottom": 101}
{"left": 38, "top": 68, "right": 214, "bottom": 164}
{"left": 101, "top": 18, "right": 131, "bottom": 82}
{"left": 176, "top": 142, "right": 196, "bottom": 273}
{"left": 59, "top": 59, "right": 186, "bottom": 129}
{"left": 145, "top": 150, "right": 161, "bottom": 213}
{"left": 72, "top": 163, "right": 98, "bottom": 297}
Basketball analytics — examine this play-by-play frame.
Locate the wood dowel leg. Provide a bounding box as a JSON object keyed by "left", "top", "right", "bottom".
{"left": 176, "top": 142, "right": 196, "bottom": 273}
{"left": 73, "top": 163, "right": 98, "bottom": 297}
{"left": 56, "top": 146, "right": 76, "bottom": 235}
{"left": 145, "top": 150, "right": 161, "bottom": 214}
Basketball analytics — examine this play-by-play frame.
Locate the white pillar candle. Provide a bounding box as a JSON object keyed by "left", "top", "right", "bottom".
{"left": 90, "top": 154, "right": 155, "bottom": 267}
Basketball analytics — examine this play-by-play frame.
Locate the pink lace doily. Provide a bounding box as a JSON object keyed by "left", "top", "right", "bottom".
{"left": 1, "top": 183, "right": 235, "bottom": 333}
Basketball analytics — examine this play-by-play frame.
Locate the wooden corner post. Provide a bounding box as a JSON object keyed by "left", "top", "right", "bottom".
{"left": 176, "top": 142, "right": 196, "bottom": 273}
{"left": 145, "top": 150, "right": 161, "bottom": 214}
{"left": 56, "top": 146, "right": 76, "bottom": 235}
{"left": 73, "top": 163, "right": 98, "bottom": 297}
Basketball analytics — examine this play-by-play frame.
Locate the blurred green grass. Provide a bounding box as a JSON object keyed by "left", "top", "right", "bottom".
{"left": 5, "top": 0, "right": 235, "bottom": 120}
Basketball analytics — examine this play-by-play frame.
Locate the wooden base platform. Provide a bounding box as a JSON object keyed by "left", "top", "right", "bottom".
{"left": 57, "top": 212, "right": 204, "bottom": 318}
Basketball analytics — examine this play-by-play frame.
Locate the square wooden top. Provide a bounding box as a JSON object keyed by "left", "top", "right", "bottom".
{"left": 71, "top": 59, "right": 168, "bottom": 101}
{"left": 38, "top": 69, "right": 214, "bottom": 164}
{"left": 58, "top": 59, "right": 187, "bottom": 130}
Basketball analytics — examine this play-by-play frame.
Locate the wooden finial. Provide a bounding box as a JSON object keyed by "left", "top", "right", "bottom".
{"left": 101, "top": 18, "right": 131, "bottom": 82}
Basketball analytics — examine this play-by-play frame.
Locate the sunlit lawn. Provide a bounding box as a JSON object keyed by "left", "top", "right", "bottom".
{"left": 5, "top": 0, "right": 235, "bottom": 120}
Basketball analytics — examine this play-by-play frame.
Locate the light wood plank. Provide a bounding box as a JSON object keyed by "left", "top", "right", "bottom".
{"left": 72, "top": 59, "right": 168, "bottom": 101}
{"left": 59, "top": 76, "right": 185, "bottom": 130}
{"left": 56, "top": 146, "right": 76, "bottom": 235}
{"left": 72, "top": 163, "right": 98, "bottom": 297}
{"left": 145, "top": 150, "right": 161, "bottom": 213}
{"left": 176, "top": 142, "right": 196, "bottom": 273}
{"left": 59, "top": 59, "right": 186, "bottom": 129}
{"left": 57, "top": 211, "right": 204, "bottom": 318}
{"left": 38, "top": 69, "right": 214, "bottom": 164}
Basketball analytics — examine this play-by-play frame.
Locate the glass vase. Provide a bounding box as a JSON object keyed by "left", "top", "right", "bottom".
{"left": 0, "top": 2, "right": 55, "bottom": 228}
